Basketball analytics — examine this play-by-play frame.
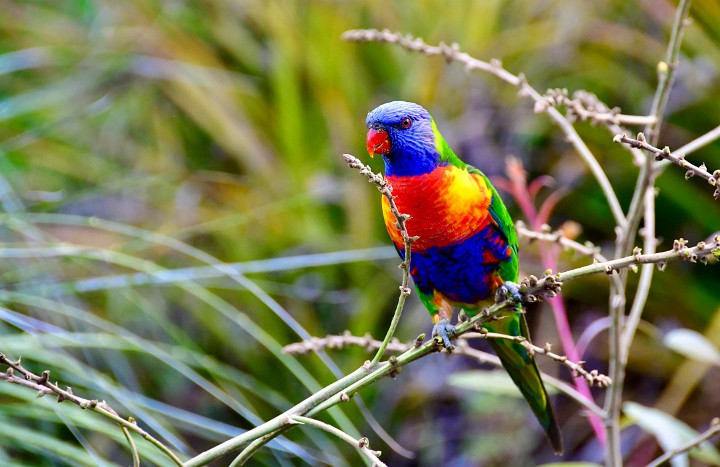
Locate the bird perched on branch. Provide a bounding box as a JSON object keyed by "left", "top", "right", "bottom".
{"left": 365, "top": 101, "right": 562, "bottom": 454}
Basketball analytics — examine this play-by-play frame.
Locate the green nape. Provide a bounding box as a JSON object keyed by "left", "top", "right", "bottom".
{"left": 431, "top": 119, "right": 466, "bottom": 169}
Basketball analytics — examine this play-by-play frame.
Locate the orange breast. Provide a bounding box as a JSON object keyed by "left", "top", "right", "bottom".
{"left": 382, "top": 165, "right": 492, "bottom": 251}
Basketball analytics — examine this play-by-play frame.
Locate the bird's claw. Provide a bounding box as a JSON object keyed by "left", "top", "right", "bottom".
{"left": 432, "top": 317, "right": 456, "bottom": 351}
{"left": 497, "top": 281, "right": 523, "bottom": 304}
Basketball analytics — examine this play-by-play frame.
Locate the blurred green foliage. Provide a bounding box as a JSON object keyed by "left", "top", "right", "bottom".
{"left": 0, "top": 0, "right": 719, "bottom": 465}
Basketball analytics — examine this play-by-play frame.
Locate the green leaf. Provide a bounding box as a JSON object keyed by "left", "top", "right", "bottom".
{"left": 663, "top": 328, "right": 720, "bottom": 366}
{"left": 623, "top": 402, "right": 720, "bottom": 466}
{"left": 448, "top": 370, "right": 558, "bottom": 396}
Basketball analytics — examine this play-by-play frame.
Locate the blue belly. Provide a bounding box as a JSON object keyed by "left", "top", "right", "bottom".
{"left": 402, "top": 224, "right": 512, "bottom": 305}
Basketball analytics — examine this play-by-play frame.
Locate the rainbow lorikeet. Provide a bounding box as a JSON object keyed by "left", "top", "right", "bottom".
{"left": 365, "top": 101, "right": 563, "bottom": 454}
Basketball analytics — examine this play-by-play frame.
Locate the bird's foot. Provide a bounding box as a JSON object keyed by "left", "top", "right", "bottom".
{"left": 496, "top": 281, "right": 522, "bottom": 304}
{"left": 432, "top": 317, "right": 456, "bottom": 352}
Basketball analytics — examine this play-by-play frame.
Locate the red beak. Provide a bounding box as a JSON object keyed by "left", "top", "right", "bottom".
{"left": 366, "top": 128, "right": 390, "bottom": 157}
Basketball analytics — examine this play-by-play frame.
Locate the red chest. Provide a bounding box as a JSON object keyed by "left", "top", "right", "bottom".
{"left": 382, "top": 166, "right": 493, "bottom": 250}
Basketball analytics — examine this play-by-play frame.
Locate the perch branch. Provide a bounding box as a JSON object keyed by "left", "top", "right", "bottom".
{"left": 284, "top": 331, "right": 607, "bottom": 418}
{"left": 285, "top": 330, "right": 611, "bottom": 388}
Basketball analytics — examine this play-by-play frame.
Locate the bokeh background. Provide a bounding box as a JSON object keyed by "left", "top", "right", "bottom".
{"left": 1, "top": 0, "right": 719, "bottom": 465}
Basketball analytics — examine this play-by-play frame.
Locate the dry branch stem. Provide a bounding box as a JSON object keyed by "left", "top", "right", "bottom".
{"left": 515, "top": 221, "right": 607, "bottom": 261}
{"left": 521, "top": 235, "right": 717, "bottom": 298}
{"left": 462, "top": 331, "right": 612, "bottom": 387}
{"left": 285, "top": 330, "right": 611, "bottom": 388}
{"left": 285, "top": 331, "right": 607, "bottom": 418}
{"left": 342, "top": 29, "right": 627, "bottom": 228}
{"left": 121, "top": 425, "right": 141, "bottom": 467}
{"left": 452, "top": 340, "right": 607, "bottom": 418}
{"left": 606, "top": 3, "right": 693, "bottom": 466}
{"left": 290, "top": 416, "right": 387, "bottom": 467}
{"left": 537, "top": 88, "right": 656, "bottom": 127}
{"left": 0, "top": 353, "right": 183, "bottom": 466}
{"left": 615, "top": 133, "right": 720, "bottom": 199}
{"left": 659, "top": 124, "right": 720, "bottom": 171}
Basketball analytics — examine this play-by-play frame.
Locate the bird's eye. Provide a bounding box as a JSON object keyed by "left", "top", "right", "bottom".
{"left": 400, "top": 117, "right": 412, "bottom": 129}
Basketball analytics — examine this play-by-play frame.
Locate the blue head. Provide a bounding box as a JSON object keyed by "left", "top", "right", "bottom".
{"left": 365, "top": 101, "right": 441, "bottom": 176}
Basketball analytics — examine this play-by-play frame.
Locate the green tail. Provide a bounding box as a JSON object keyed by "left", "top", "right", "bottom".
{"left": 484, "top": 310, "right": 564, "bottom": 454}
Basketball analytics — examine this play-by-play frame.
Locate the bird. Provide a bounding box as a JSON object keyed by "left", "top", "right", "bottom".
{"left": 365, "top": 100, "right": 563, "bottom": 454}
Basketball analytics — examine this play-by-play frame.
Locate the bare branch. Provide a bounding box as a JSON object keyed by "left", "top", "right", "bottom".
{"left": 614, "top": 133, "right": 720, "bottom": 199}
{"left": 0, "top": 353, "right": 183, "bottom": 466}
{"left": 283, "top": 330, "right": 608, "bottom": 417}
{"left": 537, "top": 89, "right": 656, "bottom": 127}
{"left": 462, "top": 331, "right": 612, "bottom": 388}
{"left": 666, "top": 124, "right": 720, "bottom": 161}
{"left": 284, "top": 329, "right": 611, "bottom": 388}
{"left": 515, "top": 221, "right": 607, "bottom": 262}
{"left": 290, "top": 416, "right": 387, "bottom": 467}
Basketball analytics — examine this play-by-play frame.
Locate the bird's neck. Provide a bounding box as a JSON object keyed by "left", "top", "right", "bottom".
{"left": 382, "top": 148, "right": 439, "bottom": 176}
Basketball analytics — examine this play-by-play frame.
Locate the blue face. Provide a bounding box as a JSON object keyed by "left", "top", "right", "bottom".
{"left": 366, "top": 101, "right": 441, "bottom": 176}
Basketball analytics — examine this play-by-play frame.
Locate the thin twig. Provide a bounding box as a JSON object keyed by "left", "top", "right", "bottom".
{"left": 0, "top": 354, "right": 184, "bottom": 466}
{"left": 515, "top": 221, "right": 606, "bottom": 261}
{"left": 453, "top": 341, "right": 607, "bottom": 419}
{"left": 290, "top": 416, "right": 387, "bottom": 467}
{"left": 537, "top": 88, "right": 656, "bottom": 127}
{"left": 614, "top": 133, "right": 720, "bottom": 199}
{"left": 644, "top": 2, "right": 693, "bottom": 146}
{"left": 659, "top": 124, "right": 720, "bottom": 170}
{"left": 229, "top": 425, "right": 300, "bottom": 467}
{"left": 342, "top": 29, "right": 627, "bottom": 228}
{"left": 461, "top": 331, "right": 612, "bottom": 388}
{"left": 645, "top": 417, "right": 720, "bottom": 467}
{"left": 121, "top": 425, "right": 141, "bottom": 467}
{"left": 342, "top": 154, "right": 414, "bottom": 366}
{"left": 517, "top": 235, "right": 717, "bottom": 303}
